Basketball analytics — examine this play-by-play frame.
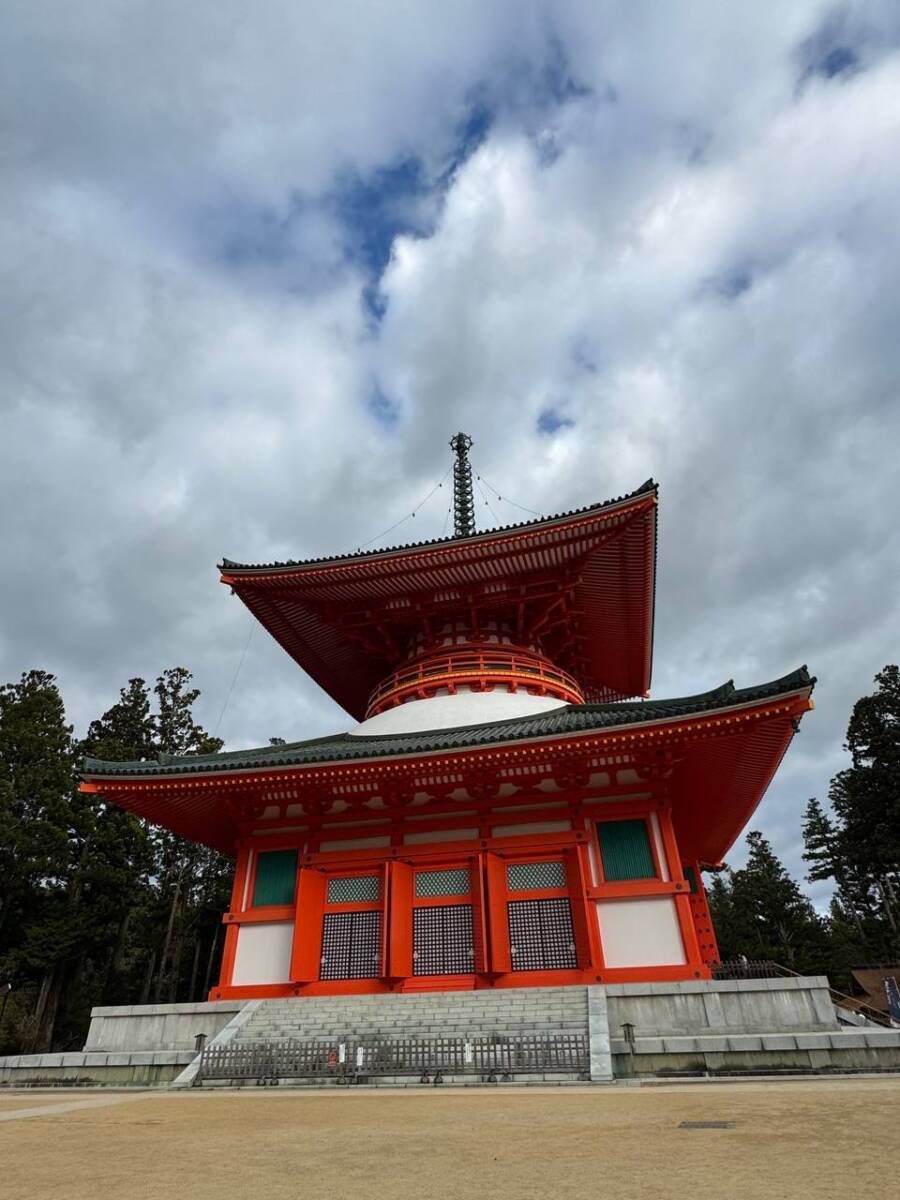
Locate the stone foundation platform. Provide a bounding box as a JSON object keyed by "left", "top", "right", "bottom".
{"left": 2, "top": 980, "right": 898, "bottom": 1087}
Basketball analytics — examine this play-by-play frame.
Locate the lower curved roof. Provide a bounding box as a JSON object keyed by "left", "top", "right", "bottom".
{"left": 84, "top": 668, "right": 812, "bottom": 778}
{"left": 82, "top": 668, "right": 814, "bottom": 863}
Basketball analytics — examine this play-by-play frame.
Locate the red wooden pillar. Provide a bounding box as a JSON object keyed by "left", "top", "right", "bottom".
{"left": 684, "top": 859, "right": 720, "bottom": 967}
{"left": 470, "top": 852, "right": 489, "bottom": 975}
{"left": 564, "top": 845, "right": 596, "bottom": 970}
{"left": 387, "top": 860, "right": 413, "bottom": 980}
{"left": 657, "top": 808, "right": 707, "bottom": 974}
{"left": 290, "top": 868, "right": 327, "bottom": 983}
{"left": 482, "top": 852, "right": 511, "bottom": 975}
{"left": 212, "top": 844, "right": 250, "bottom": 996}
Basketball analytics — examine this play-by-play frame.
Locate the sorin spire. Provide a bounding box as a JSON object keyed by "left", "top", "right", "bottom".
{"left": 449, "top": 432, "right": 476, "bottom": 538}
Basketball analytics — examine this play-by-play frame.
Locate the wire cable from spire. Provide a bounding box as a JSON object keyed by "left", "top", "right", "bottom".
{"left": 474, "top": 474, "right": 501, "bottom": 527}
{"left": 475, "top": 471, "right": 543, "bottom": 518}
{"left": 356, "top": 466, "right": 452, "bottom": 551}
{"left": 213, "top": 621, "right": 254, "bottom": 739}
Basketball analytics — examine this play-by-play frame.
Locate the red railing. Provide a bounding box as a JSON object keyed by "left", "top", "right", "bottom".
{"left": 366, "top": 642, "right": 585, "bottom": 717}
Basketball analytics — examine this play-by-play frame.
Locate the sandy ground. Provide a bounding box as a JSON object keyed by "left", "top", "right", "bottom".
{"left": 2, "top": 1078, "right": 898, "bottom": 1200}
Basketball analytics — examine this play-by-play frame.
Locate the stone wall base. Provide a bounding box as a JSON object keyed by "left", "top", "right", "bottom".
{"left": 0, "top": 1051, "right": 194, "bottom": 1087}
{"left": 2, "top": 980, "right": 898, "bottom": 1087}
{"left": 83, "top": 1001, "right": 243, "bottom": 1053}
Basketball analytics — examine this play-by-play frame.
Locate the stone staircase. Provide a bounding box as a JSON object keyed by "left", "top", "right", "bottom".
{"left": 171, "top": 986, "right": 606, "bottom": 1087}
{"left": 234, "top": 986, "right": 589, "bottom": 1044}
{"left": 171, "top": 977, "right": 900, "bottom": 1090}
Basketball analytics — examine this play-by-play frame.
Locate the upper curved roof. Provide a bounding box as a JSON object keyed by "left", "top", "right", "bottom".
{"left": 221, "top": 479, "right": 657, "bottom": 571}
{"left": 219, "top": 480, "right": 659, "bottom": 721}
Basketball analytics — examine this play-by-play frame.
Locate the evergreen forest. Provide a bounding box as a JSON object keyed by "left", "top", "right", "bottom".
{"left": 0, "top": 664, "right": 898, "bottom": 1054}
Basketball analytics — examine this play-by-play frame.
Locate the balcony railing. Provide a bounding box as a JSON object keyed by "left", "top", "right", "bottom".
{"left": 366, "top": 643, "right": 585, "bottom": 717}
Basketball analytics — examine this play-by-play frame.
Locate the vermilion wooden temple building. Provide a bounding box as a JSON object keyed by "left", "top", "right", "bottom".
{"left": 82, "top": 437, "right": 814, "bottom": 999}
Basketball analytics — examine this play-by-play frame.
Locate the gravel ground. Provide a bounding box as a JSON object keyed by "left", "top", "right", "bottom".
{"left": 2, "top": 1077, "right": 897, "bottom": 1200}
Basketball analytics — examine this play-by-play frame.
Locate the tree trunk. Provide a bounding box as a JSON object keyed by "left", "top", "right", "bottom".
{"left": 168, "top": 927, "right": 185, "bottom": 1004}
{"left": 32, "top": 971, "right": 52, "bottom": 1048}
{"left": 104, "top": 909, "right": 132, "bottom": 995}
{"left": 187, "top": 937, "right": 201, "bottom": 1002}
{"left": 56, "top": 958, "right": 84, "bottom": 1050}
{"left": 835, "top": 869, "right": 869, "bottom": 945}
{"left": 139, "top": 948, "right": 156, "bottom": 1006}
{"left": 33, "top": 964, "right": 64, "bottom": 1053}
{"left": 154, "top": 867, "right": 184, "bottom": 1003}
{"left": 201, "top": 928, "right": 220, "bottom": 999}
{"left": 876, "top": 877, "right": 899, "bottom": 936}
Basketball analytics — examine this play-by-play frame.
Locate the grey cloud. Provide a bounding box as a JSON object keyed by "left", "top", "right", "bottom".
{"left": 2, "top": 1, "right": 899, "bottom": 897}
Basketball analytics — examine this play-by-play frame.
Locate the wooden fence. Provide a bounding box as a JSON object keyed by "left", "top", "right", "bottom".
{"left": 195, "top": 1034, "right": 590, "bottom": 1085}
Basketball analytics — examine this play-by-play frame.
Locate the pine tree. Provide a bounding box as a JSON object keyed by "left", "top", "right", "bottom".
{"left": 148, "top": 668, "right": 228, "bottom": 1004}
{"left": 82, "top": 677, "right": 156, "bottom": 763}
{"left": 0, "top": 666, "right": 236, "bottom": 1053}
{"left": 75, "top": 678, "right": 158, "bottom": 1020}
{"left": 0, "top": 671, "right": 74, "bottom": 940}
{"left": 0, "top": 671, "right": 78, "bottom": 1051}
{"left": 802, "top": 798, "right": 839, "bottom": 885}
{"left": 709, "top": 832, "right": 826, "bottom": 972}
{"left": 828, "top": 665, "right": 900, "bottom": 957}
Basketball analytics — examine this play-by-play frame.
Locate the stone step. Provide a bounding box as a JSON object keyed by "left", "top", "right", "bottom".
{"left": 233, "top": 988, "right": 592, "bottom": 1049}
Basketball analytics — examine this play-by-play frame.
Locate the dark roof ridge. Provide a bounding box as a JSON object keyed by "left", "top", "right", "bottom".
{"left": 82, "top": 665, "right": 813, "bottom": 778}
{"left": 220, "top": 479, "right": 658, "bottom": 572}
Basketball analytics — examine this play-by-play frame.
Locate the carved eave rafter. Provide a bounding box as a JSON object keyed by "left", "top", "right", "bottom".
{"left": 220, "top": 486, "right": 658, "bottom": 718}
{"left": 87, "top": 690, "right": 811, "bottom": 858}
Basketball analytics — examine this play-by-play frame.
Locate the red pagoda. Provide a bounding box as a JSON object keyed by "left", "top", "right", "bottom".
{"left": 82, "top": 435, "right": 814, "bottom": 1000}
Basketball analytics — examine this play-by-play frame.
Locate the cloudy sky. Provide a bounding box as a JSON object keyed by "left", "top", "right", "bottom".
{"left": 3, "top": 2, "right": 899, "bottom": 899}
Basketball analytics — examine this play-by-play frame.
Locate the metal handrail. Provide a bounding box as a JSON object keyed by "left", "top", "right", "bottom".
{"left": 713, "top": 959, "right": 896, "bottom": 1029}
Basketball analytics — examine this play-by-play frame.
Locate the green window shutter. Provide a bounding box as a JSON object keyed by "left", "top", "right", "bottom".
{"left": 252, "top": 849, "right": 298, "bottom": 906}
{"left": 597, "top": 819, "right": 656, "bottom": 882}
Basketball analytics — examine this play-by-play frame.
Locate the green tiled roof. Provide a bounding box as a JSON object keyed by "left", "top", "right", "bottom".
{"left": 82, "top": 667, "right": 813, "bottom": 780}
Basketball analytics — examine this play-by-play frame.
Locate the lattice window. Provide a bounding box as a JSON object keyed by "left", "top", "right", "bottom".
{"left": 415, "top": 868, "right": 471, "bottom": 898}
{"left": 251, "top": 850, "right": 297, "bottom": 907}
{"left": 507, "top": 898, "right": 577, "bottom": 971}
{"left": 597, "top": 819, "right": 656, "bottom": 881}
{"left": 320, "top": 911, "right": 381, "bottom": 980}
{"left": 413, "top": 905, "right": 474, "bottom": 975}
{"left": 326, "top": 875, "right": 380, "bottom": 904}
{"left": 506, "top": 861, "right": 566, "bottom": 892}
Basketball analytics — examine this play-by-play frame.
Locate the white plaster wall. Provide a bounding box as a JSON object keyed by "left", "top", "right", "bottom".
{"left": 231, "top": 922, "right": 294, "bottom": 986}
{"left": 597, "top": 898, "right": 686, "bottom": 968}
{"left": 491, "top": 820, "right": 572, "bottom": 837}
{"left": 319, "top": 836, "right": 391, "bottom": 852}
{"left": 403, "top": 827, "right": 478, "bottom": 845}
{"left": 350, "top": 690, "right": 568, "bottom": 736}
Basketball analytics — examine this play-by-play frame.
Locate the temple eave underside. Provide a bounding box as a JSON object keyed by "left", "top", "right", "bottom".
{"left": 83, "top": 683, "right": 813, "bottom": 865}
{"left": 220, "top": 485, "right": 659, "bottom": 721}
